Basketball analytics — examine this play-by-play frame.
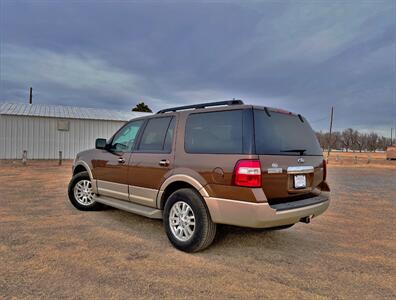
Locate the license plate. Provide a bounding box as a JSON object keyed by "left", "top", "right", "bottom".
{"left": 294, "top": 175, "right": 306, "bottom": 189}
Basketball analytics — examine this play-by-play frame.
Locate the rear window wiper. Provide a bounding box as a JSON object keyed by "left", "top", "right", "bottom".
{"left": 280, "top": 149, "right": 307, "bottom": 155}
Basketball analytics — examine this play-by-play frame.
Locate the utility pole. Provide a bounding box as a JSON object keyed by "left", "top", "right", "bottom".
{"left": 29, "top": 87, "right": 33, "bottom": 104}
{"left": 327, "top": 106, "right": 334, "bottom": 158}
{"left": 391, "top": 128, "right": 393, "bottom": 146}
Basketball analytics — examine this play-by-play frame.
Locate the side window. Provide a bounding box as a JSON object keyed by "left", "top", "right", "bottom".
{"left": 164, "top": 118, "right": 176, "bottom": 152}
{"left": 138, "top": 117, "right": 173, "bottom": 152}
{"left": 110, "top": 120, "right": 144, "bottom": 152}
{"left": 185, "top": 110, "right": 243, "bottom": 154}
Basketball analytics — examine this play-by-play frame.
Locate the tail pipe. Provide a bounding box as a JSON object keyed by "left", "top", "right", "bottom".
{"left": 300, "top": 215, "right": 313, "bottom": 224}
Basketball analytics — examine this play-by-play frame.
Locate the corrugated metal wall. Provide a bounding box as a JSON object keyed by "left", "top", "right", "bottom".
{"left": 0, "top": 115, "right": 125, "bottom": 159}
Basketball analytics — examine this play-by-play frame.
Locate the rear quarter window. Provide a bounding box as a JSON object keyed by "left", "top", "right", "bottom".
{"left": 185, "top": 110, "right": 243, "bottom": 154}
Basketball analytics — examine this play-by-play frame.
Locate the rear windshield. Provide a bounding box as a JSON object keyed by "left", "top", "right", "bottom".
{"left": 254, "top": 109, "right": 322, "bottom": 156}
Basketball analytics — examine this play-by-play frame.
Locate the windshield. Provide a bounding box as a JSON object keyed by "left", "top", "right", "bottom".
{"left": 254, "top": 109, "right": 322, "bottom": 156}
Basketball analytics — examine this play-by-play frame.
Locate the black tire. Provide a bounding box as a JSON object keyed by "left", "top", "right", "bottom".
{"left": 68, "top": 171, "right": 103, "bottom": 211}
{"left": 163, "top": 188, "right": 217, "bottom": 252}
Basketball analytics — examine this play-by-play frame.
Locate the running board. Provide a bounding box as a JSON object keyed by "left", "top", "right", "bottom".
{"left": 94, "top": 195, "right": 163, "bottom": 219}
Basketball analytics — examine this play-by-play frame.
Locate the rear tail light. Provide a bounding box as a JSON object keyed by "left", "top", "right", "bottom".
{"left": 234, "top": 160, "right": 262, "bottom": 187}
{"left": 323, "top": 159, "right": 327, "bottom": 181}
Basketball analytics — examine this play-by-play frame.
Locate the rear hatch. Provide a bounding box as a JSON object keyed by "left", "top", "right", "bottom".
{"left": 253, "top": 108, "right": 325, "bottom": 204}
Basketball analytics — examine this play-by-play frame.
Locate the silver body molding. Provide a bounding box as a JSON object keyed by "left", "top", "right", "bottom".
{"left": 97, "top": 180, "right": 129, "bottom": 201}
{"left": 156, "top": 174, "right": 210, "bottom": 208}
{"left": 93, "top": 195, "right": 162, "bottom": 219}
{"left": 130, "top": 186, "right": 158, "bottom": 208}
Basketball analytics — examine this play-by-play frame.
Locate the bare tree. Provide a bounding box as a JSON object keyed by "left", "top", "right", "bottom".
{"left": 330, "top": 132, "right": 341, "bottom": 150}
{"left": 316, "top": 131, "right": 327, "bottom": 149}
{"left": 316, "top": 129, "right": 391, "bottom": 152}
{"left": 341, "top": 128, "right": 354, "bottom": 151}
{"left": 377, "top": 136, "right": 391, "bottom": 150}
{"left": 366, "top": 132, "right": 379, "bottom": 151}
{"left": 355, "top": 133, "right": 367, "bottom": 152}
{"left": 350, "top": 129, "right": 360, "bottom": 151}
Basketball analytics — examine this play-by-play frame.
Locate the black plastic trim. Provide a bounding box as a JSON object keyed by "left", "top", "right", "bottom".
{"left": 270, "top": 194, "right": 329, "bottom": 211}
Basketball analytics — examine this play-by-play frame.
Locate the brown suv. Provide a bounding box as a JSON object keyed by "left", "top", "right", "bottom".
{"left": 68, "top": 100, "right": 330, "bottom": 252}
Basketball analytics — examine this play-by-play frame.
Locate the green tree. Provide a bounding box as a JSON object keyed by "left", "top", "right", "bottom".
{"left": 132, "top": 102, "right": 152, "bottom": 113}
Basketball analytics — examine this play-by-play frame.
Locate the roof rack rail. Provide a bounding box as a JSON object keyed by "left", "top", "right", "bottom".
{"left": 156, "top": 99, "right": 244, "bottom": 114}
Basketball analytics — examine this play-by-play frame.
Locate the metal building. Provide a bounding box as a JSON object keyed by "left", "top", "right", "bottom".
{"left": 0, "top": 102, "right": 150, "bottom": 159}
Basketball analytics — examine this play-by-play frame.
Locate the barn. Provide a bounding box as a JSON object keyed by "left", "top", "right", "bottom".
{"left": 0, "top": 102, "right": 150, "bottom": 159}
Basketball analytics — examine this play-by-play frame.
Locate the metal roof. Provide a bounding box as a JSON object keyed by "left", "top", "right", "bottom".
{"left": 0, "top": 102, "right": 151, "bottom": 121}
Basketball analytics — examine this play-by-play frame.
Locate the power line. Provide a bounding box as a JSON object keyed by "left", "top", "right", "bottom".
{"left": 310, "top": 116, "right": 328, "bottom": 123}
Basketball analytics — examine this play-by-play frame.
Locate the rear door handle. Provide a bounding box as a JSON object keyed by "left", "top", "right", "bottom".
{"left": 118, "top": 157, "right": 126, "bottom": 164}
{"left": 159, "top": 159, "right": 170, "bottom": 167}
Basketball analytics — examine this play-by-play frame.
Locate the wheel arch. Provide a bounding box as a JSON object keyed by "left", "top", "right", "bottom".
{"left": 73, "top": 161, "right": 92, "bottom": 177}
{"left": 73, "top": 161, "right": 97, "bottom": 193}
{"left": 73, "top": 164, "right": 87, "bottom": 176}
{"left": 157, "top": 175, "right": 209, "bottom": 209}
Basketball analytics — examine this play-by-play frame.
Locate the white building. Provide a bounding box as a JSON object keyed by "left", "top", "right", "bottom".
{"left": 0, "top": 102, "right": 150, "bottom": 159}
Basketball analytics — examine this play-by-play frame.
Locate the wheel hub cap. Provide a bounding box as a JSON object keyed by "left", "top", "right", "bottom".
{"left": 74, "top": 179, "right": 95, "bottom": 206}
{"left": 169, "top": 201, "right": 195, "bottom": 242}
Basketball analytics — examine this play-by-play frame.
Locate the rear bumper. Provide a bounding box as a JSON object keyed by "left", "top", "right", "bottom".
{"left": 204, "top": 192, "right": 330, "bottom": 228}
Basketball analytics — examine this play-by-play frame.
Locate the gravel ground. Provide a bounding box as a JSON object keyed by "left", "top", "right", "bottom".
{"left": 0, "top": 161, "right": 395, "bottom": 299}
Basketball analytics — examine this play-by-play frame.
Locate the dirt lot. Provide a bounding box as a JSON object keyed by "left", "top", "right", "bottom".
{"left": 0, "top": 161, "right": 395, "bottom": 299}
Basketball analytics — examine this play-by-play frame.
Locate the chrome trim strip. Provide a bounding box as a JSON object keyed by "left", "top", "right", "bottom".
{"left": 287, "top": 166, "right": 314, "bottom": 174}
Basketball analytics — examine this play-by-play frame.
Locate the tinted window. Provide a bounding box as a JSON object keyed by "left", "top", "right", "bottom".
{"left": 110, "top": 120, "right": 144, "bottom": 152}
{"left": 164, "top": 118, "right": 176, "bottom": 152}
{"left": 139, "top": 117, "right": 172, "bottom": 152}
{"left": 254, "top": 110, "right": 322, "bottom": 156}
{"left": 185, "top": 110, "right": 243, "bottom": 154}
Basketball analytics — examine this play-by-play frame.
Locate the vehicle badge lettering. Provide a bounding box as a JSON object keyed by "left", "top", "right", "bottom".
{"left": 297, "top": 157, "right": 305, "bottom": 164}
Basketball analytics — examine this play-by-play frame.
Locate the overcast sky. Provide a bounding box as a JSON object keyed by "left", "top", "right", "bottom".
{"left": 1, "top": 0, "right": 395, "bottom": 135}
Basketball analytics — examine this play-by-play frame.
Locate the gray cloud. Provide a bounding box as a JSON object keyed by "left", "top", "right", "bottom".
{"left": 0, "top": 0, "right": 395, "bottom": 135}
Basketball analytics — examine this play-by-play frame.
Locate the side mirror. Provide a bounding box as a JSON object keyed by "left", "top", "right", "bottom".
{"left": 95, "top": 138, "right": 107, "bottom": 150}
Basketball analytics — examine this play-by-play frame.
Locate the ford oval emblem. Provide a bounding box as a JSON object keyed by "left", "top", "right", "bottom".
{"left": 297, "top": 157, "right": 305, "bottom": 164}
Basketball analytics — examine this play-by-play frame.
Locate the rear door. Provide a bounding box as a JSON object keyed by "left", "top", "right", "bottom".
{"left": 253, "top": 109, "right": 325, "bottom": 201}
{"left": 127, "top": 115, "right": 176, "bottom": 207}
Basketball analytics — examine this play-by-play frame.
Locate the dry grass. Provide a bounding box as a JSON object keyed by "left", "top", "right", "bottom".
{"left": 0, "top": 161, "right": 395, "bottom": 299}
{"left": 327, "top": 151, "right": 386, "bottom": 159}
{"left": 325, "top": 151, "right": 396, "bottom": 169}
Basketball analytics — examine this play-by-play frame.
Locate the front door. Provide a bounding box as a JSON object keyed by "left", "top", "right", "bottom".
{"left": 93, "top": 119, "right": 145, "bottom": 200}
{"left": 127, "top": 116, "right": 176, "bottom": 207}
